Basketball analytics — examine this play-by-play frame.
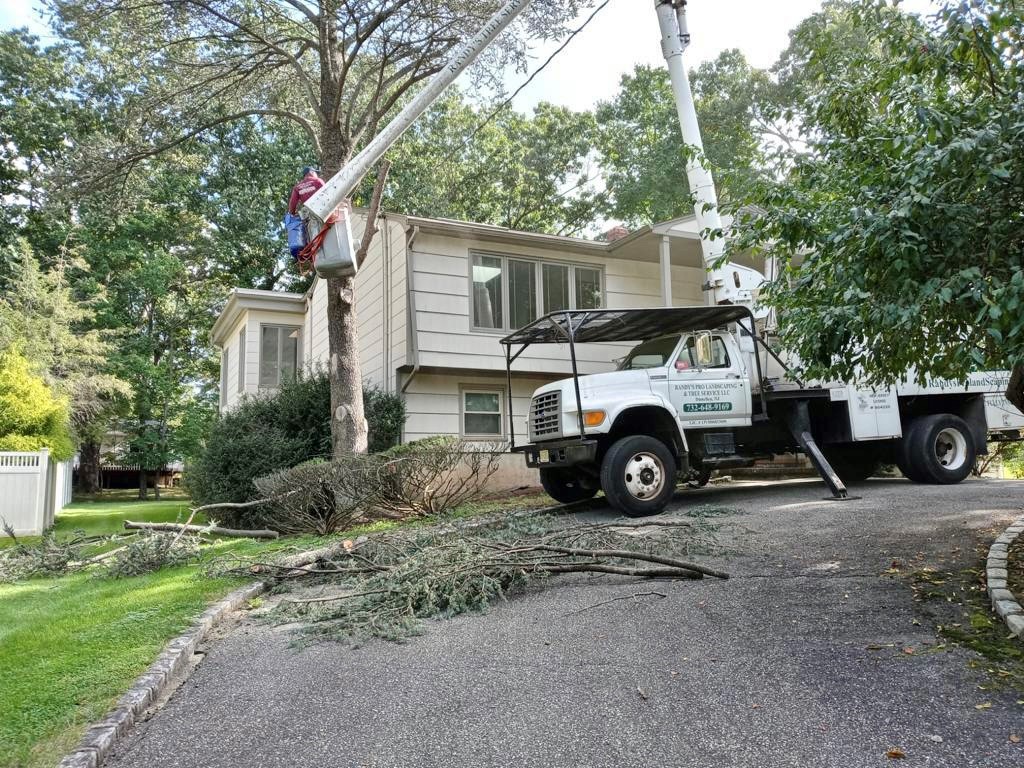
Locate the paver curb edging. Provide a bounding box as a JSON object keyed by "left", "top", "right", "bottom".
{"left": 986, "top": 512, "right": 1024, "bottom": 640}
{"left": 58, "top": 580, "right": 266, "bottom": 768}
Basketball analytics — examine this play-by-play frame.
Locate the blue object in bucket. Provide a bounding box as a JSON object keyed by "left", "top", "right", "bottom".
{"left": 284, "top": 213, "right": 307, "bottom": 251}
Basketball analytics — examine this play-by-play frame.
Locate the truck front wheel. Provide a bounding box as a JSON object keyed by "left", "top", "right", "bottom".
{"left": 539, "top": 468, "right": 598, "bottom": 504}
{"left": 600, "top": 435, "right": 677, "bottom": 517}
{"left": 905, "top": 414, "right": 976, "bottom": 485}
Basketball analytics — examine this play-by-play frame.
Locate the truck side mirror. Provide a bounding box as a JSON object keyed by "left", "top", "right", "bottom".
{"left": 694, "top": 331, "right": 715, "bottom": 369}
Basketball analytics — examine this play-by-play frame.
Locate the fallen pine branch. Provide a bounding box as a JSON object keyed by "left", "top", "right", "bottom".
{"left": 233, "top": 514, "right": 730, "bottom": 644}
{"left": 123, "top": 521, "right": 279, "bottom": 539}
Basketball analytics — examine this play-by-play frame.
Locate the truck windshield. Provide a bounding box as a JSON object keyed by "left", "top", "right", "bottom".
{"left": 617, "top": 335, "right": 681, "bottom": 370}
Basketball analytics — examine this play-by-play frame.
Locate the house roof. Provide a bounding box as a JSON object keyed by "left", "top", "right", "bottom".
{"left": 402, "top": 212, "right": 704, "bottom": 257}
{"left": 210, "top": 288, "right": 305, "bottom": 346}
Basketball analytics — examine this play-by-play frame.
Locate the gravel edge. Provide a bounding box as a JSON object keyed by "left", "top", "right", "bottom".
{"left": 57, "top": 580, "right": 266, "bottom": 768}
{"left": 986, "top": 512, "right": 1024, "bottom": 640}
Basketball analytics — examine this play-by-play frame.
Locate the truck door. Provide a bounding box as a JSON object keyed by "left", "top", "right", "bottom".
{"left": 669, "top": 333, "right": 752, "bottom": 427}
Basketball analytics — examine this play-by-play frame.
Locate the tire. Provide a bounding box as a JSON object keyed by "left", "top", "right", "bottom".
{"left": 904, "top": 413, "right": 976, "bottom": 485}
{"left": 600, "top": 435, "right": 677, "bottom": 517}
{"left": 822, "top": 447, "right": 880, "bottom": 483}
{"left": 895, "top": 424, "right": 927, "bottom": 482}
{"left": 539, "top": 468, "right": 598, "bottom": 504}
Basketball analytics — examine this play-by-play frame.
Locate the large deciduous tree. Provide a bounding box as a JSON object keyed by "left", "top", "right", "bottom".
{"left": 378, "top": 90, "right": 602, "bottom": 235}
{"left": 596, "top": 51, "right": 779, "bottom": 227}
{"left": 52, "top": 0, "right": 590, "bottom": 456}
{"left": 729, "top": 0, "right": 1024, "bottom": 410}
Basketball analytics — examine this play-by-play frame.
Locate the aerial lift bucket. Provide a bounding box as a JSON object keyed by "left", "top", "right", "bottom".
{"left": 306, "top": 205, "right": 357, "bottom": 279}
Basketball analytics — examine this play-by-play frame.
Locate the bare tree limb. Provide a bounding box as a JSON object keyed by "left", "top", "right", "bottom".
{"left": 355, "top": 159, "right": 392, "bottom": 268}
{"left": 123, "top": 521, "right": 280, "bottom": 539}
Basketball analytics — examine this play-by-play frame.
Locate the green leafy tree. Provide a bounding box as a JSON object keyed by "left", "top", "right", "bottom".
{"left": 729, "top": 0, "right": 1024, "bottom": 409}
{"left": 0, "top": 30, "right": 92, "bottom": 261}
{"left": 596, "top": 52, "right": 778, "bottom": 227}
{"left": 0, "top": 349, "right": 74, "bottom": 460}
{"left": 380, "top": 92, "right": 602, "bottom": 235}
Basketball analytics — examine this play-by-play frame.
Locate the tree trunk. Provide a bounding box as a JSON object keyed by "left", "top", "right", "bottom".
{"left": 138, "top": 468, "right": 148, "bottom": 500}
{"left": 326, "top": 276, "right": 369, "bottom": 454}
{"left": 319, "top": 55, "right": 369, "bottom": 457}
{"left": 1006, "top": 364, "right": 1024, "bottom": 415}
{"left": 78, "top": 440, "right": 101, "bottom": 494}
{"left": 153, "top": 470, "right": 161, "bottom": 500}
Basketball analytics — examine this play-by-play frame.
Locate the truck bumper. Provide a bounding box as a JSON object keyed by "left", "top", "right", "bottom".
{"left": 515, "top": 439, "right": 599, "bottom": 469}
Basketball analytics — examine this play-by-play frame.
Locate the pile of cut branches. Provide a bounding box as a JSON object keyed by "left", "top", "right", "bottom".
{"left": 214, "top": 516, "right": 729, "bottom": 643}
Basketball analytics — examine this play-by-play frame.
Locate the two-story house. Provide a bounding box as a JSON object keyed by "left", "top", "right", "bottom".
{"left": 210, "top": 210, "right": 767, "bottom": 486}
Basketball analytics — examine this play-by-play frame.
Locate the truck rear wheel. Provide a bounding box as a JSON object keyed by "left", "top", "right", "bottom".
{"left": 539, "top": 468, "right": 598, "bottom": 504}
{"left": 904, "top": 414, "right": 976, "bottom": 484}
{"left": 600, "top": 435, "right": 677, "bottom": 517}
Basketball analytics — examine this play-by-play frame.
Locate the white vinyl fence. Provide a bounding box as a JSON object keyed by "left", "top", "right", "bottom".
{"left": 0, "top": 450, "right": 74, "bottom": 536}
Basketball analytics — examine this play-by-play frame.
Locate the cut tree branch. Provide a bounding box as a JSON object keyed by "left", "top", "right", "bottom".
{"left": 123, "top": 521, "right": 280, "bottom": 539}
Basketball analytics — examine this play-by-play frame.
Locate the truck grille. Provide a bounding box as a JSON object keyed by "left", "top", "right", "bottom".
{"left": 530, "top": 391, "right": 561, "bottom": 439}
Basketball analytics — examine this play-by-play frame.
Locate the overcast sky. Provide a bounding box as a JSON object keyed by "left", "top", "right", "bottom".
{"left": 2, "top": 0, "right": 940, "bottom": 112}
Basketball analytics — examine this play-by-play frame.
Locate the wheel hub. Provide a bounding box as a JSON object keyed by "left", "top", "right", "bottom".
{"left": 934, "top": 428, "right": 967, "bottom": 471}
{"left": 623, "top": 452, "right": 665, "bottom": 500}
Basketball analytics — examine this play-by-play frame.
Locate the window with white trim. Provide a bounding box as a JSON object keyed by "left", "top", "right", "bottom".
{"left": 471, "top": 253, "right": 604, "bottom": 331}
{"left": 259, "top": 325, "right": 301, "bottom": 388}
{"left": 461, "top": 389, "right": 504, "bottom": 438}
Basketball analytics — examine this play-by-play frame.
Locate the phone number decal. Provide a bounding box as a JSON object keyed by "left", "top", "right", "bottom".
{"left": 683, "top": 402, "right": 733, "bottom": 413}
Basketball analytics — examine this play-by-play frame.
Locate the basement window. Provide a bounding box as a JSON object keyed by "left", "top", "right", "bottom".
{"left": 461, "top": 389, "right": 504, "bottom": 438}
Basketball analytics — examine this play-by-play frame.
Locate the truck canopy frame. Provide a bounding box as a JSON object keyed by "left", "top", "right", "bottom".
{"left": 499, "top": 306, "right": 767, "bottom": 450}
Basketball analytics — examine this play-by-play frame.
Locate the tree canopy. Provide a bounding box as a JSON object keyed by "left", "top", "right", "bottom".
{"left": 596, "top": 51, "right": 778, "bottom": 227}
{"left": 729, "top": 0, "right": 1024, "bottom": 397}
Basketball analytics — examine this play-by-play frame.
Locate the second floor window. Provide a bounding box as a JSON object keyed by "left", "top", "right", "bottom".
{"left": 471, "top": 253, "right": 603, "bottom": 331}
{"left": 260, "top": 325, "right": 301, "bottom": 388}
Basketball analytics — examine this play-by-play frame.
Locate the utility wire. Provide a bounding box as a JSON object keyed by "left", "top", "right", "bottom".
{"left": 437, "top": 0, "right": 613, "bottom": 216}
{"left": 466, "top": 0, "right": 613, "bottom": 143}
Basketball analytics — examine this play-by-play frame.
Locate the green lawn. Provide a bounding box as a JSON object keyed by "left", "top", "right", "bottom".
{"left": 0, "top": 566, "right": 244, "bottom": 767}
{"left": 0, "top": 495, "right": 259, "bottom": 768}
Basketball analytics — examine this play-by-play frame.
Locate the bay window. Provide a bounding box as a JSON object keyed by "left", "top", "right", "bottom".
{"left": 471, "top": 253, "right": 603, "bottom": 331}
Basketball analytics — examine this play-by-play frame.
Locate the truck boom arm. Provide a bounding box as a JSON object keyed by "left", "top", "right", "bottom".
{"left": 655, "top": 0, "right": 766, "bottom": 313}
{"left": 302, "top": 0, "right": 531, "bottom": 278}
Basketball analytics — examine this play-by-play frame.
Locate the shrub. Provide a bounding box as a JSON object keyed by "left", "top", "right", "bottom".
{"left": 0, "top": 349, "right": 74, "bottom": 460}
{"left": 186, "top": 372, "right": 333, "bottom": 512}
{"left": 364, "top": 386, "right": 406, "bottom": 453}
{"left": 246, "top": 438, "right": 501, "bottom": 533}
{"left": 369, "top": 437, "right": 502, "bottom": 518}
{"left": 187, "top": 369, "right": 408, "bottom": 520}
{"left": 252, "top": 459, "right": 365, "bottom": 534}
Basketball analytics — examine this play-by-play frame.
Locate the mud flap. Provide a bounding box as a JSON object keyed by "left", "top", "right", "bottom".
{"left": 785, "top": 400, "right": 856, "bottom": 500}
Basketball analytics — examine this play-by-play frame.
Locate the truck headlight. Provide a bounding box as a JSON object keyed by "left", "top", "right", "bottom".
{"left": 582, "top": 409, "right": 607, "bottom": 427}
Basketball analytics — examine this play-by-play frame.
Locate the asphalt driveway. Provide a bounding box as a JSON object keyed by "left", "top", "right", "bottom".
{"left": 108, "top": 478, "right": 1024, "bottom": 768}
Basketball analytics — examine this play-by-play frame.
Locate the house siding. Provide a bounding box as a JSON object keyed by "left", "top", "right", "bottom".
{"left": 303, "top": 213, "right": 408, "bottom": 392}
{"left": 407, "top": 232, "right": 705, "bottom": 378}
{"left": 401, "top": 371, "right": 556, "bottom": 445}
